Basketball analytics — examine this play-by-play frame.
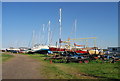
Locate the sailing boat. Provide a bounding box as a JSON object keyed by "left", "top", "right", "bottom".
{"left": 73, "top": 19, "right": 87, "bottom": 53}
{"left": 49, "top": 8, "right": 86, "bottom": 53}
{"left": 30, "top": 24, "right": 50, "bottom": 54}
{"left": 49, "top": 8, "right": 66, "bottom": 53}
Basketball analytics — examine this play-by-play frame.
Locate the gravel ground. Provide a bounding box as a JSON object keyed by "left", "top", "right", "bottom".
{"left": 2, "top": 54, "right": 43, "bottom": 79}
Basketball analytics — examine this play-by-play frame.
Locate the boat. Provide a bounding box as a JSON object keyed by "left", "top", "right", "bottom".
{"left": 31, "top": 45, "right": 49, "bottom": 52}
{"left": 28, "top": 44, "right": 51, "bottom": 54}
{"left": 49, "top": 46, "right": 66, "bottom": 53}
{"left": 73, "top": 43, "right": 88, "bottom": 53}
{"left": 29, "top": 24, "right": 50, "bottom": 53}
{"left": 49, "top": 8, "right": 66, "bottom": 53}
{"left": 49, "top": 8, "right": 96, "bottom": 54}
{"left": 75, "top": 50, "right": 88, "bottom": 54}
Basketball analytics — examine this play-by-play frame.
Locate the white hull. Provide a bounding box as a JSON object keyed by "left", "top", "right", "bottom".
{"left": 31, "top": 45, "right": 49, "bottom": 51}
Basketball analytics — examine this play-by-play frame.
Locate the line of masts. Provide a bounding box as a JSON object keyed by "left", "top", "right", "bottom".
{"left": 30, "top": 20, "right": 52, "bottom": 47}
{"left": 30, "top": 8, "right": 78, "bottom": 48}
{"left": 30, "top": 8, "right": 62, "bottom": 48}
{"left": 8, "top": 8, "right": 97, "bottom": 48}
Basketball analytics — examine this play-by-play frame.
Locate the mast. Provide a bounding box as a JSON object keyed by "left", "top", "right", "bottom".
{"left": 31, "top": 30, "right": 35, "bottom": 47}
{"left": 75, "top": 19, "right": 77, "bottom": 39}
{"left": 48, "top": 21, "right": 50, "bottom": 46}
{"left": 50, "top": 31, "right": 52, "bottom": 46}
{"left": 42, "top": 24, "right": 45, "bottom": 45}
{"left": 59, "top": 8, "right": 62, "bottom": 47}
{"left": 59, "top": 8, "right": 62, "bottom": 39}
{"left": 39, "top": 26, "right": 41, "bottom": 45}
{"left": 74, "top": 19, "right": 77, "bottom": 49}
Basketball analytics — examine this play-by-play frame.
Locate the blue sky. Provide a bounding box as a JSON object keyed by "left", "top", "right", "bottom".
{"left": 0, "top": 2, "right": 1, "bottom": 49}
{"left": 2, "top": 2, "right": 118, "bottom": 49}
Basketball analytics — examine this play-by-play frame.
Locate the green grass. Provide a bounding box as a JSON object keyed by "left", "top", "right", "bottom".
{"left": 28, "top": 54, "right": 120, "bottom": 79}
{"left": 60, "top": 62, "right": 120, "bottom": 79}
{"left": 29, "top": 54, "right": 77, "bottom": 79}
{"left": 2, "top": 54, "right": 14, "bottom": 62}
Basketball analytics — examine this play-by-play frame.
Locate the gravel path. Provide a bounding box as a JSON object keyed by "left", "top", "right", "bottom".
{"left": 2, "top": 54, "right": 43, "bottom": 79}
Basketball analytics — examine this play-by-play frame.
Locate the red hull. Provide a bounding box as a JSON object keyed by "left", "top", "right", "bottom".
{"left": 49, "top": 47, "right": 88, "bottom": 54}
{"left": 49, "top": 47, "right": 65, "bottom": 52}
{"left": 75, "top": 50, "right": 88, "bottom": 53}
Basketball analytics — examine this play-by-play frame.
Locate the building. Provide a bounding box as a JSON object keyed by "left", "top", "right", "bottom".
{"left": 108, "top": 47, "right": 120, "bottom": 54}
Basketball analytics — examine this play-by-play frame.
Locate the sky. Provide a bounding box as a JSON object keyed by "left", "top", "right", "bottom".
{"left": 2, "top": 2, "right": 118, "bottom": 49}
{"left": 1, "top": 0, "right": 120, "bottom": 2}
{"left": 0, "top": 2, "right": 1, "bottom": 50}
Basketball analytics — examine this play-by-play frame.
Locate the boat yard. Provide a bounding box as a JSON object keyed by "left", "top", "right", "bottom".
{"left": 2, "top": 2, "right": 119, "bottom": 79}
{"left": 2, "top": 8, "right": 120, "bottom": 63}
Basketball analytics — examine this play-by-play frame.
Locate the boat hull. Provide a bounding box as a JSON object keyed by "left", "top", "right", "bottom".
{"left": 49, "top": 47, "right": 88, "bottom": 54}
{"left": 49, "top": 47, "right": 65, "bottom": 52}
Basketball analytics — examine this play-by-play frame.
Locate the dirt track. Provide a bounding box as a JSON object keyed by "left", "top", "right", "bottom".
{"left": 2, "top": 54, "right": 43, "bottom": 79}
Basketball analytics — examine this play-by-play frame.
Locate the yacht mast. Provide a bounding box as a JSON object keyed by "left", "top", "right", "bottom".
{"left": 59, "top": 8, "right": 62, "bottom": 47}
{"left": 48, "top": 21, "right": 50, "bottom": 46}
{"left": 50, "top": 31, "right": 52, "bottom": 46}
{"left": 59, "top": 8, "right": 62, "bottom": 40}
{"left": 75, "top": 19, "right": 77, "bottom": 39}
{"left": 31, "top": 30, "right": 35, "bottom": 47}
{"left": 42, "top": 24, "right": 45, "bottom": 45}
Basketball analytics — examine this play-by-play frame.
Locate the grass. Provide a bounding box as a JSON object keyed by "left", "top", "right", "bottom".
{"left": 28, "top": 54, "right": 77, "bottom": 79}
{"left": 27, "top": 53, "right": 120, "bottom": 79}
{"left": 2, "top": 53, "right": 14, "bottom": 62}
{"left": 60, "top": 62, "right": 120, "bottom": 79}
